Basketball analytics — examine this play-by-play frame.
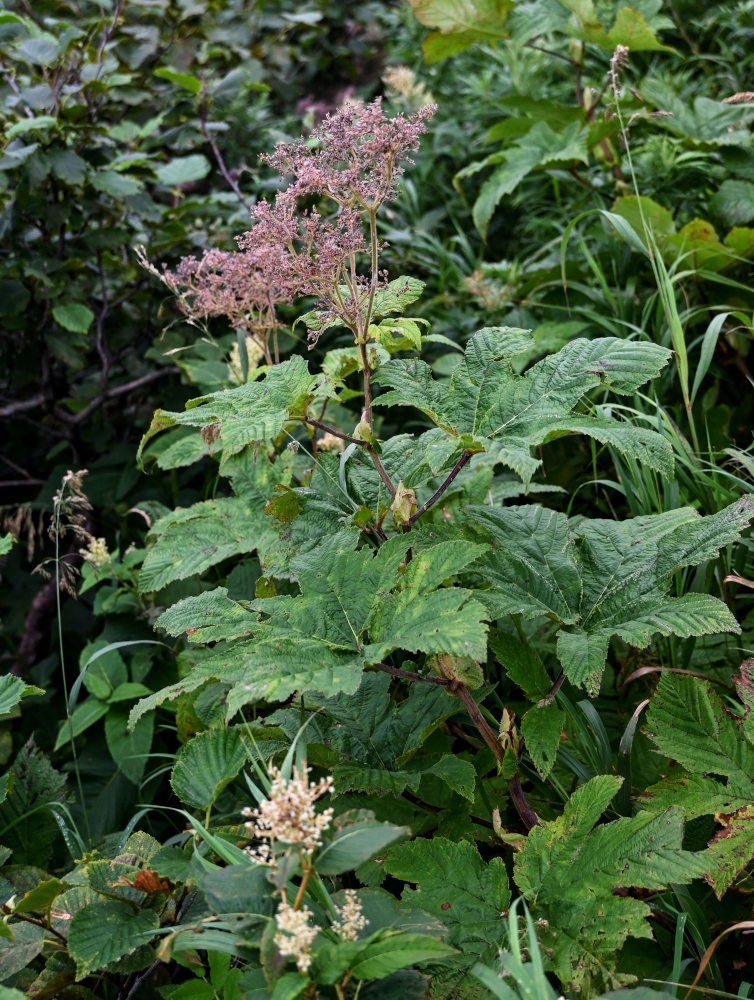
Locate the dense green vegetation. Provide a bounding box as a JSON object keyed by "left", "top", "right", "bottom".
{"left": 1, "top": 1, "right": 753, "bottom": 997}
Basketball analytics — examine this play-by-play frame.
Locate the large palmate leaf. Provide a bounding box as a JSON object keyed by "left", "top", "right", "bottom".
{"left": 131, "top": 534, "right": 488, "bottom": 727}
{"left": 138, "top": 452, "right": 292, "bottom": 592}
{"left": 513, "top": 776, "right": 706, "bottom": 995}
{"left": 385, "top": 837, "right": 510, "bottom": 957}
{"left": 469, "top": 496, "right": 754, "bottom": 694}
{"left": 137, "top": 355, "right": 317, "bottom": 467}
{"left": 641, "top": 667, "right": 754, "bottom": 898}
{"left": 375, "top": 329, "right": 673, "bottom": 485}
{"left": 307, "top": 672, "right": 464, "bottom": 797}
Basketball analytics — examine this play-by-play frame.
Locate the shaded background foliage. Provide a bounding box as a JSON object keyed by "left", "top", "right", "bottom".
{"left": 1, "top": 0, "right": 754, "bottom": 995}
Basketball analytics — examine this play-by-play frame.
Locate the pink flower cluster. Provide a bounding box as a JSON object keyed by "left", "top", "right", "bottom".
{"left": 146, "top": 99, "right": 435, "bottom": 352}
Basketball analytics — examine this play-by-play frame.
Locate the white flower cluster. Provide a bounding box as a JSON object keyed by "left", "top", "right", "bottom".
{"left": 242, "top": 762, "right": 334, "bottom": 854}
{"left": 332, "top": 889, "right": 368, "bottom": 941}
{"left": 79, "top": 536, "right": 110, "bottom": 568}
{"left": 274, "top": 900, "right": 318, "bottom": 974}
{"left": 228, "top": 335, "right": 265, "bottom": 384}
{"left": 383, "top": 65, "right": 434, "bottom": 109}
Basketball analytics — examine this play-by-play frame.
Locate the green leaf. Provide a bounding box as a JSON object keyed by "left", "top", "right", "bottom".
{"left": 385, "top": 838, "right": 510, "bottom": 955}
{"left": 316, "top": 819, "right": 407, "bottom": 875}
{"left": 137, "top": 357, "right": 316, "bottom": 466}
{"left": 643, "top": 669, "right": 754, "bottom": 897}
{"left": 350, "top": 932, "right": 458, "bottom": 979}
{"left": 521, "top": 703, "right": 564, "bottom": 780}
{"left": 67, "top": 898, "right": 159, "bottom": 978}
{"left": 0, "top": 675, "right": 43, "bottom": 718}
{"left": 559, "top": 0, "right": 674, "bottom": 51}
{"left": 408, "top": 0, "right": 515, "bottom": 61}
{"left": 105, "top": 707, "right": 154, "bottom": 785}
{"left": 52, "top": 303, "right": 94, "bottom": 334}
{"left": 376, "top": 330, "right": 672, "bottom": 485}
{"left": 155, "top": 154, "right": 211, "bottom": 186}
{"left": 16, "top": 37, "right": 59, "bottom": 65}
{"left": 0, "top": 921, "right": 45, "bottom": 980}
{"left": 11, "top": 877, "right": 66, "bottom": 914}
{"left": 5, "top": 115, "right": 57, "bottom": 139}
{"left": 154, "top": 67, "right": 203, "bottom": 93}
{"left": 315, "top": 672, "right": 462, "bottom": 789}
{"left": 141, "top": 534, "right": 488, "bottom": 721}
{"left": 426, "top": 754, "right": 476, "bottom": 800}
{"left": 471, "top": 121, "right": 588, "bottom": 235}
{"left": 513, "top": 776, "right": 706, "bottom": 993}
{"left": 0, "top": 740, "right": 67, "bottom": 867}
{"left": 170, "top": 726, "right": 248, "bottom": 810}
{"left": 91, "top": 171, "right": 143, "bottom": 198}
{"left": 139, "top": 498, "right": 278, "bottom": 593}
{"left": 370, "top": 276, "right": 426, "bottom": 317}
{"left": 469, "top": 497, "right": 754, "bottom": 694}
{"left": 53, "top": 698, "right": 109, "bottom": 750}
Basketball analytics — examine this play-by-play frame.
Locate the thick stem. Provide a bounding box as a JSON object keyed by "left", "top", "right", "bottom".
{"left": 293, "top": 855, "right": 313, "bottom": 911}
{"left": 453, "top": 681, "right": 539, "bottom": 829}
{"left": 303, "top": 419, "right": 363, "bottom": 446}
{"left": 408, "top": 450, "right": 472, "bottom": 526}
{"left": 368, "top": 448, "right": 397, "bottom": 499}
{"left": 537, "top": 669, "right": 565, "bottom": 707}
{"left": 372, "top": 661, "right": 452, "bottom": 687}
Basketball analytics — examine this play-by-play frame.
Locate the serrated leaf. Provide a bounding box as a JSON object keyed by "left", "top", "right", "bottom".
{"left": 643, "top": 670, "right": 754, "bottom": 896}
{"left": 513, "top": 776, "right": 705, "bottom": 993}
{"left": 0, "top": 740, "right": 66, "bottom": 867}
{"left": 137, "top": 535, "right": 488, "bottom": 722}
{"left": 376, "top": 331, "right": 672, "bottom": 485}
{"left": 472, "top": 121, "right": 588, "bottom": 235}
{"left": 67, "top": 898, "right": 159, "bottom": 978}
{"left": 139, "top": 498, "right": 277, "bottom": 593}
{"left": 385, "top": 838, "right": 510, "bottom": 954}
{"left": 318, "top": 672, "right": 461, "bottom": 780}
{"left": 521, "top": 703, "right": 564, "bottom": 780}
{"left": 0, "top": 675, "right": 43, "bottom": 718}
{"left": 470, "top": 498, "right": 754, "bottom": 694}
{"left": 408, "top": 0, "right": 515, "bottom": 61}
{"left": 426, "top": 754, "right": 476, "bottom": 800}
{"left": 0, "top": 921, "right": 45, "bottom": 979}
{"left": 137, "top": 357, "right": 316, "bottom": 466}
{"left": 560, "top": 0, "right": 674, "bottom": 51}
{"left": 170, "top": 726, "right": 248, "bottom": 810}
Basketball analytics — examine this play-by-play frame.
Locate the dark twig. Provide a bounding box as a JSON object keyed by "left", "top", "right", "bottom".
{"left": 453, "top": 681, "right": 540, "bottom": 830}
{"left": 57, "top": 367, "right": 181, "bottom": 426}
{"left": 0, "top": 393, "right": 46, "bottom": 419}
{"left": 123, "top": 958, "right": 162, "bottom": 1000}
{"left": 199, "top": 99, "right": 253, "bottom": 214}
{"left": 0, "top": 907, "right": 67, "bottom": 943}
{"left": 508, "top": 772, "right": 540, "bottom": 831}
{"left": 407, "top": 450, "right": 472, "bottom": 526}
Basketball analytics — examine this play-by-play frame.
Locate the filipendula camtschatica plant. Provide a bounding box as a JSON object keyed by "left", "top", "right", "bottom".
{"left": 133, "top": 99, "right": 754, "bottom": 994}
